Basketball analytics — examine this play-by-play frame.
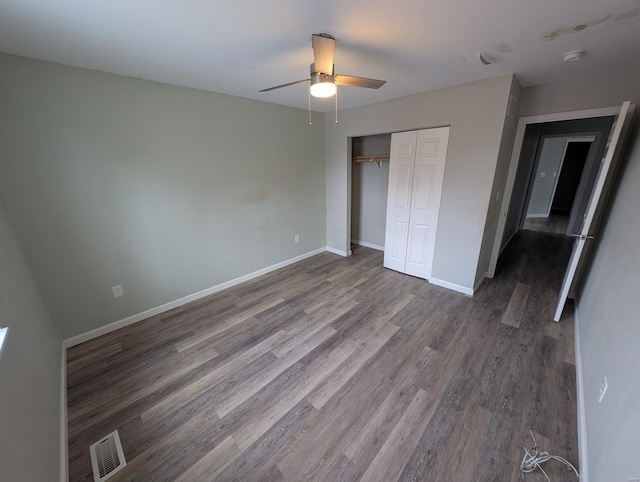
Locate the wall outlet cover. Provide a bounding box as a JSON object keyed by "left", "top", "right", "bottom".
{"left": 112, "top": 285, "right": 124, "bottom": 298}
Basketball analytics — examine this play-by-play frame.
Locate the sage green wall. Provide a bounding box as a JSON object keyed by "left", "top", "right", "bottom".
{"left": 0, "top": 200, "right": 62, "bottom": 481}
{"left": 325, "top": 75, "right": 514, "bottom": 290}
{"left": 0, "top": 53, "right": 326, "bottom": 338}
{"left": 520, "top": 66, "right": 640, "bottom": 481}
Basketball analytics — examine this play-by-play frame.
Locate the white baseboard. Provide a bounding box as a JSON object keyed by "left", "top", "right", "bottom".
{"left": 60, "top": 343, "right": 68, "bottom": 482}
{"left": 525, "top": 214, "right": 549, "bottom": 219}
{"left": 326, "top": 247, "right": 350, "bottom": 257}
{"left": 574, "top": 305, "right": 589, "bottom": 482}
{"left": 351, "top": 239, "right": 385, "bottom": 252}
{"left": 429, "top": 277, "right": 474, "bottom": 296}
{"left": 63, "top": 247, "right": 327, "bottom": 348}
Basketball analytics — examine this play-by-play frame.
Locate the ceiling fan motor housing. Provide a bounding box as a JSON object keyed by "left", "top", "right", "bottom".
{"left": 310, "top": 72, "right": 334, "bottom": 84}
{"left": 310, "top": 62, "right": 334, "bottom": 76}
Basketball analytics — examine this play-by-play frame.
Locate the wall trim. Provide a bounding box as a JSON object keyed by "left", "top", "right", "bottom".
{"left": 63, "top": 247, "right": 327, "bottom": 348}
{"left": 60, "top": 343, "right": 68, "bottom": 482}
{"left": 429, "top": 277, "right": 474, "bottom": 296}
{"left": 351, "top": 239, "right": 385, "bottom": 251}
{"left": 473, "top": 272, "right": 487, "bottom": 292}
{"left": 326, "top": 246, "right": 350, "bottom": 257}
{"left": 525, "top": 214, "right": 549, "bottom": 219}
{"left": 574, "top": 304, "right": 589, "bottom": 482}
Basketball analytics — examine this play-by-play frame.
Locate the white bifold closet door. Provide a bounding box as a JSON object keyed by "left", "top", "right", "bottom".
{"left": 383, "top": 127, "right": 450, "bottom": 280}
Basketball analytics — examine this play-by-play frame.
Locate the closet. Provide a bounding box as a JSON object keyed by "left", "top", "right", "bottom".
{"left": 383, "top": 127, "right": 450, "bottom": 280}
{"left": 351, "top": 134, "right": 392, "bottom": 251}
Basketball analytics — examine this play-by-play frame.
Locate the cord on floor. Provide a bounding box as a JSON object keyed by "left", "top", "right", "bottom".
{"left": 520, "top": 428, "right": 580, "bottom": 482}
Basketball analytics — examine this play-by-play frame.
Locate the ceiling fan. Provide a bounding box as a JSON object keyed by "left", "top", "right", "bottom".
{"left": 259, "top": 34, "right": 386, "bottom": 99}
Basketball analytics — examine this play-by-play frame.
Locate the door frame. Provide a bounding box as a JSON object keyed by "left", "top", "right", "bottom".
{"left": 487, "top": 106, "right": 621, "bottom": 278}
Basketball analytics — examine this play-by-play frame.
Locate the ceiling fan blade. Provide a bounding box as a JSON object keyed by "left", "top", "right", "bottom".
{"left": 334, "top": 75, "right": 386, "bottom": 89}
{"left": 259, "top": 79, "right": 310, "bottom": 92}
{"left": 312, "top": 34, "right": 335, "bottom": 75}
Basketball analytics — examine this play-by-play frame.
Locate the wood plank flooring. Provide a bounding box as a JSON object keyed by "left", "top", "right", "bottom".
{"left": 523, "top": 214, "right": 570, "bottom": 235}
{"left": 67, "top": 229, "right": 578, "bottom": 481}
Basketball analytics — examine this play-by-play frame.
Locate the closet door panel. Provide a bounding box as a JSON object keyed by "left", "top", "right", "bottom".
{"left": 408, "top": 224, "right": 429, "bottom": 263}
{"left": 383, "top": 131, "right": 417, "bottom": 273}
{"left": 404, "top": 164, "right": 435, "bottom": 278}
{"left": 405, "top": 127, "right": 450, "bottom": 279}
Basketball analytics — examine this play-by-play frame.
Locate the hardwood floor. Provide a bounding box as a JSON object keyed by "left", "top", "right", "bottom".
{"left": 523, "top": 214, "right": 570, "bottom": 235}
{"left": 67, "top": 230, "right": 578, "bottom": 481}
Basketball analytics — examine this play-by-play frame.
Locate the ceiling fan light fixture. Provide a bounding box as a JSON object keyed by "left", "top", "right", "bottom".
{"left": 310, "top": 73, "right": 337, "bottom": 98}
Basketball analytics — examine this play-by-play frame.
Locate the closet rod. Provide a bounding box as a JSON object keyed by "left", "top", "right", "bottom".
{"left": 352, "top": 155, "right": 391, "bottom": 163}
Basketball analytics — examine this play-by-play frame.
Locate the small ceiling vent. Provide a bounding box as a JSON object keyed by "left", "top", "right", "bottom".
{"left": 89, "top": 430, "right": 127, "bottom": 482}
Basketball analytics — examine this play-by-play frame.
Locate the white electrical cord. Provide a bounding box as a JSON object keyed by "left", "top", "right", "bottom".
{"left": 520, "top": 429, "right": 580, "bottom": 482}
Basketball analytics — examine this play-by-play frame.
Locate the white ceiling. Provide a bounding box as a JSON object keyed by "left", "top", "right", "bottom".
{"left": 1, "top": 0, "right": 639, "bottom": 112}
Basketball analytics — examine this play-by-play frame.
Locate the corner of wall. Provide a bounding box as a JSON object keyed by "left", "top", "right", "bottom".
{"left": 573, "top": 303, "right": 589, "bottom": 482}
{"left": 60, "top": 344, "right": 68, "bottom": 482}
{"left": 474, "top": 74, "right": 522, "bottom": 283}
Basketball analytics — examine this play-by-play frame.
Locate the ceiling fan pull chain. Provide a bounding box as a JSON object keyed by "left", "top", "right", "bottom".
{"left": 308, "top": 84, "right": 312, "bottom": 125}
{"left": 335, "top": 87, "right": 338, "bottom": 124}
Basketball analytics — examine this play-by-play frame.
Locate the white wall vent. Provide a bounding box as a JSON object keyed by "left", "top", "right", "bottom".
{"left": 89, "top": 430, "right": 127, "bottom": 482}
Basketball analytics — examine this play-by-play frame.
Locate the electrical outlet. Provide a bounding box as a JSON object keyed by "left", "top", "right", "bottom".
{"left": 112, "top": 285, "right": 124, "bottom": 298}
{"left": 294, "top": 234, "right": 300, "bottom": 243}
{"left": 598, "top": 376, "right": 608, "bottom": 403}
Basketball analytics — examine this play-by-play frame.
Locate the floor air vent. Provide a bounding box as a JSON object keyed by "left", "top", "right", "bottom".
{"left": 89, "top": 430, "right": 127, "bottom": 482}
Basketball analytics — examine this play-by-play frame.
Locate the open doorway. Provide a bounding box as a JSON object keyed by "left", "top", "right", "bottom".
{"left": 488, "top": 102, "right": 634, "bottom": 321}
{"left": 550, "top": 141, "right": 592, "bottom": 216}
{"left": 523, "top": 136, "right": 594, "bottom": 236}
{"left": 498, "top": 116, "right": 614, "bottom": 254}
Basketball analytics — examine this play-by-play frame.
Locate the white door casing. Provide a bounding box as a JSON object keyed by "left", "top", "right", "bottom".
{"left": 405, "top": 127, "right": 450, "bottom": 279}
{"left": 383, "top": 131, "right": 416, "bottom": 273}
{"left": 554, "top": 101, "right": 635, "bottom": 321}
{"left": 384, "top": 127, "right": 449, "bottom": 279}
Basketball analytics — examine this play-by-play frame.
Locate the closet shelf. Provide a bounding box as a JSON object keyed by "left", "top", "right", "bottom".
{"left": 352, "top": 155, "right": 391, "bottom": 163}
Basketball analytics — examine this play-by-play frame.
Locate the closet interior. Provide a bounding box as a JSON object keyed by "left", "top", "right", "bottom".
{"left": 351, "top": 133, "right": 391, "bottom": 251}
